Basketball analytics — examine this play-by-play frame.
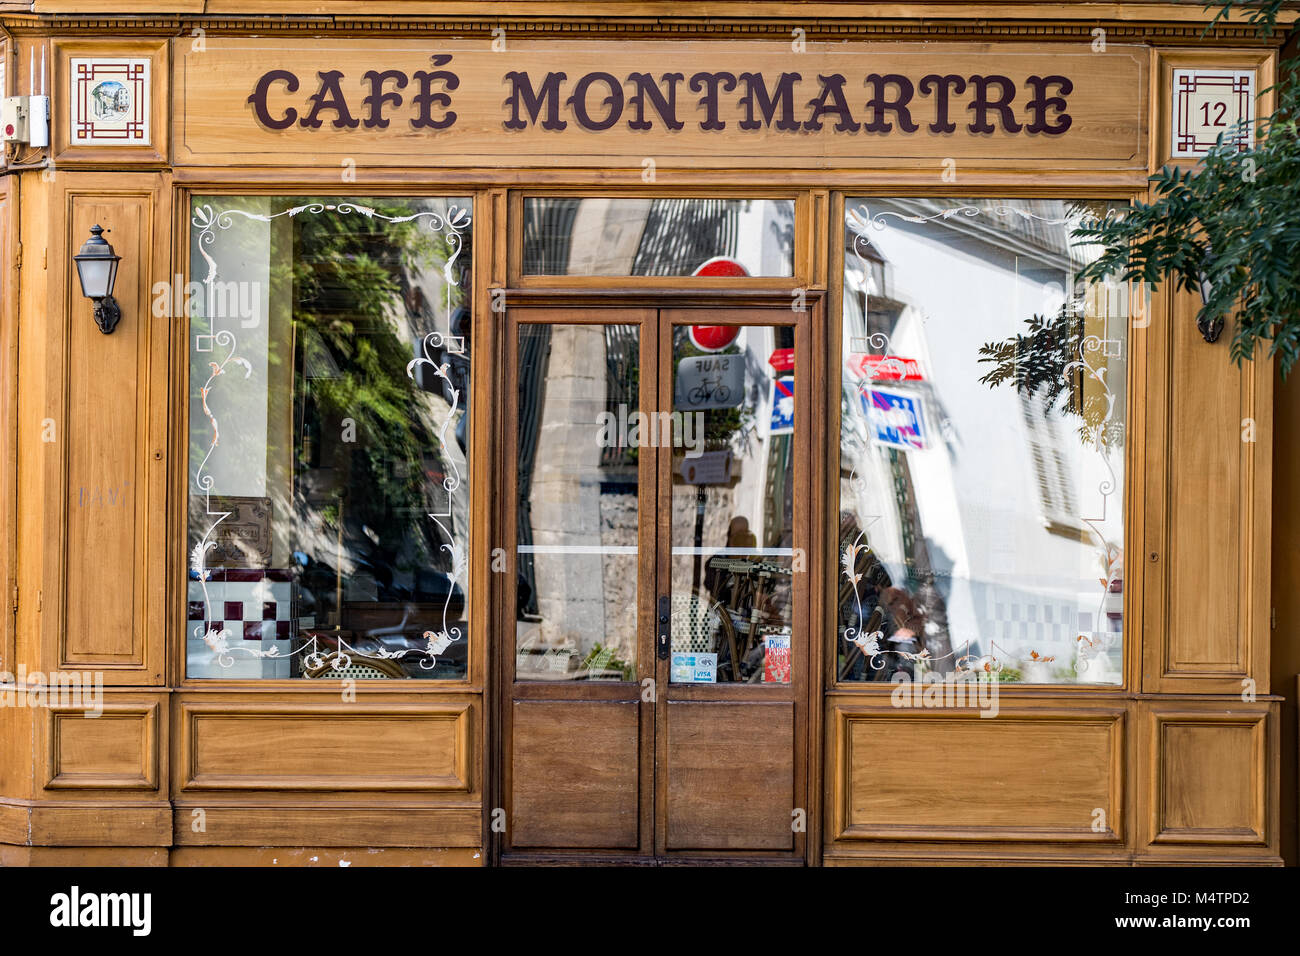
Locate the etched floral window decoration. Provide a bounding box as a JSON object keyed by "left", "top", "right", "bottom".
{"left": 186, "top": 198, "right": 473, "bottom": 679}
{"left": 837, "top": 199, "right": 1127, "bottom": 686}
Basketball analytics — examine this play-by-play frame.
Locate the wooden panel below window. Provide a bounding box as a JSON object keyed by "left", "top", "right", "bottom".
{"left": 0, "top": 845, "right": 170, "bottom": 866}
{"left": 664, "top": 700, "right": 794, "bottom": 851}
{"left": 172, "top": 805, "right": 481, "bottom": 848}
{"left": 45, "top": 702, "right": 159, "bottom": 790}
{"left": 170, "top": 846, "right": 482, "bottom": 866}
{"left": 23, "top": 804, "right": 171, "bottom": 847}
{"left": 178, "top": 700, "right": 472, "bottom": 791}
{"left": 832, "top": 705, "right": 1124, "bottom": 842}
{"left": 510, "top": 699, "right": 640, "bottom": 849}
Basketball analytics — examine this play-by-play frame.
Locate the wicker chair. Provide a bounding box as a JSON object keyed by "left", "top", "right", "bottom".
{"left": 303, "top": 651, "right": 406, "bottom": 679}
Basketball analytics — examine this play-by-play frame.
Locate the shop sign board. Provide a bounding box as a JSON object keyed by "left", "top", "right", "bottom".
{"left": 693, "top": 257, "right": 750, "bottom": 279}
{"left": 679, "top": 449, "right": 732, "bottom": 485}
{"left": 689, "top": 325, "right": 742, "bottom": 352}
{"left": 849, "top": 353, "right": 924, "bottom": 381}
{"left": 175, "top": 39, "right": 1148, "bottom": 169}
{"left": 768, "top": 347, "right": 794, "bottom": 372}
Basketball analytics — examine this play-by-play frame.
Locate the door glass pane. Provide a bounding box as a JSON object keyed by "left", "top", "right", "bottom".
{"left": 186, "top": 196, "right": 473, "bottom": 679}
{"left": 515, "top": 323, "right": 640, "bottom": 681}
{"left": 523, "top": 198, "right": 795, "bottom": 276}
{"left": 836, "top": 198, "right": 1128, "bottom": 686}
{"left": 670, "top": 324, "right": 794, "bottom": 684}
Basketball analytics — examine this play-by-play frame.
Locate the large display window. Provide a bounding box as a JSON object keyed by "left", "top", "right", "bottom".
{"left": 185, "top": 196, "right": 473, "bottom": 679}
{"left": 836, "top": 198, "right": 1130, "bottom": 685}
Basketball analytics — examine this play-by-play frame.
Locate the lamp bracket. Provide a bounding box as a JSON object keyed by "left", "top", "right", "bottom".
{"left": 93, "top": 295, "right": 122, "bottom": 335}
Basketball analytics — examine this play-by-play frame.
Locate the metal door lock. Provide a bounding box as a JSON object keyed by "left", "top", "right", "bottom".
{"left": 657, "top": 596, "right": 670, "bottom": 659}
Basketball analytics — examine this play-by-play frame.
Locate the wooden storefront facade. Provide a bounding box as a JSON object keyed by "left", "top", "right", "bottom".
{"left": 0, "top": 2, "right": 1294, "bottom": 866}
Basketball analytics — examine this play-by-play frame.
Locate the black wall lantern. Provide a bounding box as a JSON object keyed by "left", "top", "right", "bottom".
{"left": 1196, "top": 242, "right": 1224, "bottom": 344}
{"left": 1197, "top": 272, "right": 1223, "bottom": 343}
{"left": 73, "top": 224, "right": 122, "bottom": 334}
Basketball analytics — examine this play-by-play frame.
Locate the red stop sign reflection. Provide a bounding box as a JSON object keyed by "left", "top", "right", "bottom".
{"left": 689, "top": 325, "right": 740, "bottom": 352}
{"left": 690, "top": 257, "right": 748, "bottom": 351}
{"left": 693, "top": 256, "right": 750, "bottom": 278}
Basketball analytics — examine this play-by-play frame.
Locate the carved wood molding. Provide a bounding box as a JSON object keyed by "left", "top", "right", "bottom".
{"left": 0, "top": 16, "right": 1281, "bottom": 45}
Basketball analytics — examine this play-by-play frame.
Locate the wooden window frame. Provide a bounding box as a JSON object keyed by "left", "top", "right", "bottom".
{"left": 823, "top": 186, "right": 1150, "bottom": 698}
{"left": 169, "top": 184, "right": 493, "bottom": 693}
{"left": 165, "top": 179, "right": 1155, "bottom": 706}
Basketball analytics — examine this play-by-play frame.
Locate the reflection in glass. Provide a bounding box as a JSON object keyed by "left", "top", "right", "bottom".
{"left": 515, "top": 324, "right": 640, "bottom": 681}
{"left": 670, "top": 326, "right": 795, "bottom": 684}
{"left": 837, "top": 199, "right": 1128, "bottom": 686}
{"left": 523, "top": 198, "right": 795, "bottom": 276}
{"left": 186, "top": 197, "right": 472, "bottom": 679}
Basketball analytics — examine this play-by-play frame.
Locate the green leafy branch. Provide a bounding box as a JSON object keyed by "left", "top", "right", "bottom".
{"left": 1073, "top": 4, "right": 1299, "bottom": 377}
{"left": 1205, "top": 0, "right": 1287, "bottom": 38}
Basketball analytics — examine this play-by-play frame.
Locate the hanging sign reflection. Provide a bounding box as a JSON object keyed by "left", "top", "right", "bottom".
{"left": 864, "top": 386, "right": 927, "bottom": 451}
{"left": 677, "top": 353, "right": 745, "bottom": 410}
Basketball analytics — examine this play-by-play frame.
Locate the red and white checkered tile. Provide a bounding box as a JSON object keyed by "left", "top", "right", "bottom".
{"left": 188, "top": 570, "right": 293, "bottom": 678}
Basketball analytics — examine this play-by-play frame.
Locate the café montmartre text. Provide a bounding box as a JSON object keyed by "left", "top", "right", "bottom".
{"left": 248, "top": 59, "right": 1074, "bottom": 136}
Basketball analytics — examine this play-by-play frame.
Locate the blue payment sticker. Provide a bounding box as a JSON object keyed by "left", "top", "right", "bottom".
{"left": 671, "top": 653, "right": 717, "bottom": 684}
{"left": 863, "top": 386, "right": 927, "bottom": 451}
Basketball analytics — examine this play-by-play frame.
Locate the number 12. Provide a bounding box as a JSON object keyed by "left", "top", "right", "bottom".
{"left": 1200, "top": 101, "right": 1228, "bottom": 127}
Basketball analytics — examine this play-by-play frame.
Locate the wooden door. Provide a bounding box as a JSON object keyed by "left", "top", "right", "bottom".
{"left": 653, "top": 307, "right": 809, "bottom": 861}
{"left": 500, "top": 304, "right": 809, "bottom": 863}
{"left": 501, "top": 306, "right": 657, "bottom": 860}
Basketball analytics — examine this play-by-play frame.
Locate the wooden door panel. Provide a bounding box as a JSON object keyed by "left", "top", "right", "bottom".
{"left": 501, "top": 307, "right": 656, "bottom": 860}
{"left": 665, "top": 700, "right": 794, "bottom": 851}
{"left": 510, "top": 699, "right": 641, "bottom": 849}
{"left": 656, "top": 306, "right": 809, "bottom": 858}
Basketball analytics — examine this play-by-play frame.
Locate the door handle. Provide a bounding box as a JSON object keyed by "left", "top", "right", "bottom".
{"left": 657, "top": 595, "right": 671, "bottom": 660}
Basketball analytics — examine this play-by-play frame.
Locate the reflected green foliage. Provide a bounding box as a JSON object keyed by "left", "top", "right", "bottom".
{"left": 580, "top": 643, "right": 635, "bottom": 681}
{"left": 977, "top": 306, "right": 1082, "bottom": 408}
{"left": 278, "top": 201, "right": 446, "bottom": 552}
{"left": 976, "top": 305, "right": 1124, "bottom": 449}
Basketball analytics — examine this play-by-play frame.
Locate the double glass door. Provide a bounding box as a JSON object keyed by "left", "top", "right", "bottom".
{"left": 502, "top": 305, "right": 809, "bottom": 861}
